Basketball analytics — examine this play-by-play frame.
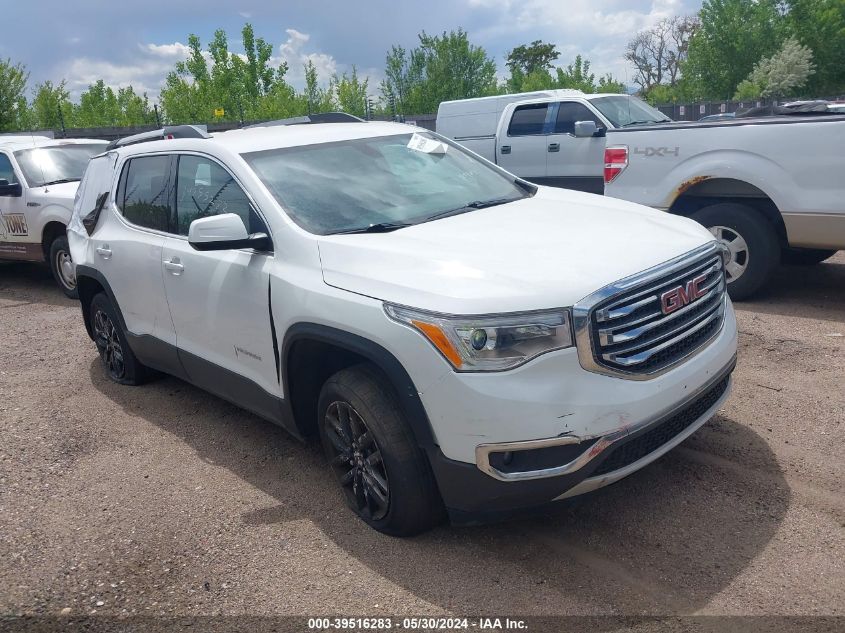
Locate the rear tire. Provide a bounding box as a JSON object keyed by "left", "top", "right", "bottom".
{"left": 317, "top": 365, "right": 443, "bottom": 536}
{"left": 781, "top": 247, "right": 837, "bottom": 266}
{"left": 49, "top": 235, "right": 78, "bottom": 299}
{"left": 690, "top": 203, "right": 780, "bottom": 301}
{"left": 90, "top": 292, "right": 153, "bottom": 385}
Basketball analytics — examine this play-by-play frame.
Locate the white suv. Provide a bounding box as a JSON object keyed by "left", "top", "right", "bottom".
{"left": 69, "top": 119, "right": 738, "bottom": 535}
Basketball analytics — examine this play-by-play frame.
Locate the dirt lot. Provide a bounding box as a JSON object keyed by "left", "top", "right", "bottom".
{"left": 1, "top": 255, "right": 843, "bottom": 627}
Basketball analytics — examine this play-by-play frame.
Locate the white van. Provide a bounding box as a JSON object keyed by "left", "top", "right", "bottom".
{"left": 436, "top": 91, "right": 672, "bottom": 194}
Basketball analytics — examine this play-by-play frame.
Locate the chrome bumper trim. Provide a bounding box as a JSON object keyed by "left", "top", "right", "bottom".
{"left": 474, "top": 354, "right": 736, "bottom": 482}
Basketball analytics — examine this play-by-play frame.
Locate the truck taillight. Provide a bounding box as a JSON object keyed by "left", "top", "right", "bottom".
{"left": 604, "top": 146, "right": 628, "bottom": 184}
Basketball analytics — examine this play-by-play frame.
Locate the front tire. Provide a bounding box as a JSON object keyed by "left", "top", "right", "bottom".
{"left": 690, "top": 203, "right": 780, "bottom": 301}
{"left": 317, "top": 365, "right": 443, "bottom": 536}
{"left": 90, "top": 293, "right": 153, "bottom": 385}
{"left": 49, "top": 235, "right": 78, "bottom": 299}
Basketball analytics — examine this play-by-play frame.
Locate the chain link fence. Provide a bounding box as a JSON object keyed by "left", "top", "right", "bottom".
{"left": 656, "top": 96, "right": 845, "bottom": 121}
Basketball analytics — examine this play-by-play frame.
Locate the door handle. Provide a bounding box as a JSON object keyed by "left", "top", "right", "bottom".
{"left": 548, "top": 143, "right": 560, "bottom": 152}
{"left": 96, "top": 245, "right": 112, "bottom": 259}
{"left": 164, "top": 258, "right": 184, "bottom": 275}
{"left": 500, "top": 145, "right": 511, "bottom": 154}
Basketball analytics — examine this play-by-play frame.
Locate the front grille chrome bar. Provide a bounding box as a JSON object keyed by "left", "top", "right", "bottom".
{"left": 573, "top": 241, "right": 729, "bottom": 380}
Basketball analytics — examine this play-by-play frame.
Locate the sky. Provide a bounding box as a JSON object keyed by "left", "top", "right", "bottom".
{"left": 2, "top": 0, "right": 702, "bottom": 101}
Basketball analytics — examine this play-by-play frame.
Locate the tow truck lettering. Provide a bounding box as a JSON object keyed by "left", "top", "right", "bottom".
{"left": 3, "top": 214, "right": 28, "bottom": 236}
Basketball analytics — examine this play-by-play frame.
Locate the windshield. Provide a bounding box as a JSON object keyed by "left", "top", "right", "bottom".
{"left": 242, "top": 132, "right": 529, "bottom": 235}
{"left": 14, "top": 143, "right": 107, "bottom": 187}
{"left": 590, "top": 96, "right": 672, "bottom": 127}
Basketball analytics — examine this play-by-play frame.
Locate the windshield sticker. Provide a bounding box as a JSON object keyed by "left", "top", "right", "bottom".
{"left": 407, "top": 133, "right": 448, "bottom": 154}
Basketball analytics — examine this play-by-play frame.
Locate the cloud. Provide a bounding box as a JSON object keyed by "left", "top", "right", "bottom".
{"left": 57, "top": 28, "right": 351, "bottom": 101}
{"left": 59, "top": 42, "right": 192, "bottom": 99}
{"left": 468, "top": 0, "right": 688, "bottom": 81}
{"left": 277, "top": 28, "right": 338, "bottom": 87}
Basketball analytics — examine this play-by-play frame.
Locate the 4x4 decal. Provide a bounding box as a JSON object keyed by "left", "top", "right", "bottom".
{"left": 634, "top": 146, "right": 680, "bottom": 158}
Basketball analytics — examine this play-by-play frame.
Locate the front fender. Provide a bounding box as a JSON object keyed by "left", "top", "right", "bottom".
{"left": 34, "top": 204, "right": 72, "bottom": 238}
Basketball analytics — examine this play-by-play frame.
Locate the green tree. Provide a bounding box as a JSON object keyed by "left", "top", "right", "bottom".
{"left": 734, "top": 36, "right": 815, "bottom": 99}
{"left": 73, "top": 80, "right": 121, "bottom": 127}
{"left": 334, "top": 66, "right": 368, "bottom": 117}
{"left": 0, "top": 58, "right": 28, "bottom": 132}
{"left": 684, "top": 0, "right": 785, "bottom": 99}
{"left": 29, "top": 81, "right": 72, "bottom": 130}
{"left": 303, "top": 60, "right": 336, "bottom": 114}
{"left": 782, "top": 0, "right": 845, "bottom": 95}
{"left": 380, "top": 29, "right": 498, "bottom": 114}
{"left": 116, "top": 86, "right": 154, "bottom": 125}
{"left": 160, "top": 24, "right": 296, "bottom": 124}
{"left": 505, "top": 40, "right": 559, "bottom": 91}
{"left": 554, "top": 56, "right": 626, "bottom": 93}
{"left": 518, "top": 69, "right": 555, "bottom": 92}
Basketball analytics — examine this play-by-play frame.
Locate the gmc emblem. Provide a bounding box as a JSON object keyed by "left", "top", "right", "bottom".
{"left": 661, "top": 274, "right": 708, "bottom": 315}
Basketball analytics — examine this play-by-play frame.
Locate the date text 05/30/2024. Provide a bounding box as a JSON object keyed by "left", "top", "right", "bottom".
{"left": 307, "top": 617, "right": 528, "bottom": 630}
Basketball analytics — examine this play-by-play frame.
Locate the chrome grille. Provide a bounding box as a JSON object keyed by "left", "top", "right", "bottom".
{"left": 574, "top": 243, "right": 728, "bottom": 379}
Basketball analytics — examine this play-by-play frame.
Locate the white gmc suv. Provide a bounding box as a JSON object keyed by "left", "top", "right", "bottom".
{"left": 69, "top": 118, "right": 738, "bottom": 535}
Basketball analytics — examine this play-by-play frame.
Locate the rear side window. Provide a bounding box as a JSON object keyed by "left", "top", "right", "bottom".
{"left": 175, "top": 155, "right": 265, "bottom": 236}
{"left": 554, "top": 102, "right": 603, "bottom": 135}
{"left": 0, "top": 153, "right": 18, "bottom": 184}
{"left": 71, "top": 153, "right": 116, "bottom": 236}
{"left": 116, "top": 155, "right": 171, "bottom": 232}
{"left": 508, "top": 104, "right": 549, "bottom": 136}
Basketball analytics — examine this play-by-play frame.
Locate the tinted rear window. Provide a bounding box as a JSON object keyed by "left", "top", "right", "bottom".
{"left": 508, "top": 104, "right": 549, "bottom": 136}
{"left": 117, "top": 156, "right": 171, "bottom": 232}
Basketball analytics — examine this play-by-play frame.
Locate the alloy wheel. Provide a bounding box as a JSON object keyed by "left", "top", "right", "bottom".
{"left": 93, "top": 309, "right": 125, "bottom": 380}
{"left": 324, "top": 401, "right": 390, "bottom": 520}
{"left": 709, "top": 225, "right": 749, "bottom": 282}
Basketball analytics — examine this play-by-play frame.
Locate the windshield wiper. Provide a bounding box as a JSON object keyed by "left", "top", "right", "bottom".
{"left": 40, "top": 178, "right": 80, "bottom": 186}
{"left": 330, "top": 222, "right": 413, "bottom": 235}
{"left": 423, "top": 197, "right": 518, "bottom": 223}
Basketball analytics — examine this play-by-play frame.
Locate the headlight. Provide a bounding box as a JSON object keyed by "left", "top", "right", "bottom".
{"left": 385, "top": 304, "right": 573, "bottom": 371}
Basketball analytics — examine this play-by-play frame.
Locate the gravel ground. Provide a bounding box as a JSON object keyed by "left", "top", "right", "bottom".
{"left": 0, "top": 254, "right": 843, "bottom": 627}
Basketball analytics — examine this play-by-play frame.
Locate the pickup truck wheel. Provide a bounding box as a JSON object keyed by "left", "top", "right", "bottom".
{"left": 781, "top": 248, "right": 837, "bottom": 266}
{"left": 317, "top": 365, "right": 443, "bottom": 536}
{"left": 49, "top": 236, "right": 78, "bottom": 299}
{"left": 690, "top": 203, "right": 779, "bottom": 301}
{"left": 90, "top": 293, "right": 153, "bottom": 386}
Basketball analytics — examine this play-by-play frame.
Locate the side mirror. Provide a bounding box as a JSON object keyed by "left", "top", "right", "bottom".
{"left": 0, "top": 179, "right": 22, "bottom": 197}
{"left": 574, "top": 120, "right": 604, "bottom": 138}
{"left": 188, "top": 213, "right": 272, "bottom": 252}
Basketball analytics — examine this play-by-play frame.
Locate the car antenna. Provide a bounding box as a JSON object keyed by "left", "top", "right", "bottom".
{"left": 28, "top": 112, "right": 50, "bottom": 193}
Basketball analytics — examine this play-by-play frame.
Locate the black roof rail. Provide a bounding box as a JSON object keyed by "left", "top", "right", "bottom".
{"left": 244, "top": 112, "right": 365, "bottom": 129}
{"left": 106, "top": 125, "right": 211, "bottom": 151}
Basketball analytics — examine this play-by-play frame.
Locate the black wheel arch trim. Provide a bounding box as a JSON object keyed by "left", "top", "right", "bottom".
{"left": 75, "top": 265, "right": 128, "bottom": 340}
{"left": 282, "top": 323, "right": 438, "bottom": 449}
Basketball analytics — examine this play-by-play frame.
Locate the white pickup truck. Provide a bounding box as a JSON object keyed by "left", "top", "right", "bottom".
{"left": 0, "top": 135, "right": 108, "bottom": 297}
{"left": 436, "top": 90, "right": 671, "bottom": 195}
{"left": 603, "top": 113, "right": 845, "bottom": 299}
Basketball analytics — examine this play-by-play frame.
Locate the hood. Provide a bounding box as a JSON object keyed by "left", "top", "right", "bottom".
{"left": 318, "top": 187, "right": 714, "bottom": 314}
{"left": 27, "top": 181, "right": 80, "bottom": 206}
